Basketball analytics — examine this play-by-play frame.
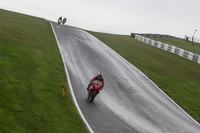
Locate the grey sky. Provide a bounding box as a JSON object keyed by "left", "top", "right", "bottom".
{"left": 1, "top": 0, "right": 200, "bottom": 40}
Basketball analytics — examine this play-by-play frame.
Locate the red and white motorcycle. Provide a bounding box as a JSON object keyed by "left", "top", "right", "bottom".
{"left": 87, "top": 80, "right": 102, "bottom": 102}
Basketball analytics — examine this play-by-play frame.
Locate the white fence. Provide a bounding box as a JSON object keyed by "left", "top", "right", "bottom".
{"left": 135, "top": 35, "right": 200, "bottom": 64}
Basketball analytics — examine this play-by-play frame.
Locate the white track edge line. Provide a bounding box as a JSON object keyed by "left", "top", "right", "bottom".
{"left": 49, "top": 22, "right": 94, "bottom": 133}
{"left": 88, "top": 32, "right": 200, "bottom": 127}
{"left": 134, "top": 63, "right": 200, "bottom": 127}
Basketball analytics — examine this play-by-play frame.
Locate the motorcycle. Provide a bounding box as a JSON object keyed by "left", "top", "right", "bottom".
{"left": 87, "top": 80, "right": 102, "bottom": 102}
{"left": 62, "top": 18, "right": 67, "bottom": 25}
{"left": 58, "top": 18, "right": 62, "bottom": 25}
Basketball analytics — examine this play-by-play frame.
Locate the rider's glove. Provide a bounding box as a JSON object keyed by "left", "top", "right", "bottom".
{"left": 100, "top": 85, "right": 103, "bottom": 90}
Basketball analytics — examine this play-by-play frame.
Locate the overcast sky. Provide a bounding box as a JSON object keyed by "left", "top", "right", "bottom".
{"left": 1, "top": 0, "right": 200, "bottom": 40}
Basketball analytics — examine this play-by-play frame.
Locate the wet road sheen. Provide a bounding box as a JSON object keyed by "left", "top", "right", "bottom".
{"left": 51, "top": 22, "right": 200, "bottom": 133}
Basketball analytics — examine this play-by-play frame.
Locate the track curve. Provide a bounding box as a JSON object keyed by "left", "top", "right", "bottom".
{"left": 50, "top": 22, "right": 200, "bottom": 133}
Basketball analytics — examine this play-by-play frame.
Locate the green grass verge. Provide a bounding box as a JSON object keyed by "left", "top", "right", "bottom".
{"left": 148, "top": 37, "right": 200, "bottom": 54}
{"left": 0, "top": 9, "right": 87, "bottom": 133}
{"left": 88, "top": 31, "right": 200, "bottom": 123}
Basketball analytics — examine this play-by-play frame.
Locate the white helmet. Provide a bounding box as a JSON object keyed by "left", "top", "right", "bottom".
{"left": 97, "top": 72, "right": 103, "bottom": 79}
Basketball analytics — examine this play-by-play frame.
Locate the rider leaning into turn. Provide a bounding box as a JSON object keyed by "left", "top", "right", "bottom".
{"left": 87, "top": 72, "right": 104, "bottom": 91}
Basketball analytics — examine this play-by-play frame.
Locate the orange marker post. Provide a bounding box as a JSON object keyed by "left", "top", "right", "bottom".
{"left": 62, "top": 86, "right": 66, "bottom": 96}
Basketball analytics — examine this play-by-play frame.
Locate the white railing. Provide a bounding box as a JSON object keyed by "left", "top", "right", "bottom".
{"left": 135, "top": 35, "right": 200, "bottom": 64}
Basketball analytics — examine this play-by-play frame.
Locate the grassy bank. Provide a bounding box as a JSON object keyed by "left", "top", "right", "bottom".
{"left": 0, "top": 9, "right": 87, "bottom": 133}
{"left": 88, "top": 31, "right": 200, "bottom": 123}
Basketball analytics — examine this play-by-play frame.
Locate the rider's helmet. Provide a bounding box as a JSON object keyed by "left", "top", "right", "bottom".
{"left": 97, "top": 72, "right": 103, "bottom": 79}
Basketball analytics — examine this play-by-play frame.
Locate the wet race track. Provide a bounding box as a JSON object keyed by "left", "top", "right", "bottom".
{"left": 50, "top": 22, "right": 200, "bottom": 133}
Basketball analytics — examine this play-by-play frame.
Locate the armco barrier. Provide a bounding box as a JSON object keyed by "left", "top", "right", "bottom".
{"left": 134, "top": 34, "right": 200, "bottom": 64}
{"left": 131, "top": 33, "right": 179, "bottom": 39}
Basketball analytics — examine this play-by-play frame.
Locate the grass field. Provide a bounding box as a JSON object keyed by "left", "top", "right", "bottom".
{"left": 88, "top": 31, "right": 200, "bottom": 123}
{"left": 0, "top": 9, "right": 87, "bottom": 133}
{"left": 149, "top": 37, "right": 200, "bottom": 54}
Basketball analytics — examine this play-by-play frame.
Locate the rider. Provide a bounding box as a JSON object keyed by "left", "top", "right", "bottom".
{"left": 59, "top": 16, "right": 62, "bottom": 21}
{"left": 58, "top": 16, "right": 62, "bottom": 24}
{"left": 87, "top": 72, "right": 104, "bottom": 91}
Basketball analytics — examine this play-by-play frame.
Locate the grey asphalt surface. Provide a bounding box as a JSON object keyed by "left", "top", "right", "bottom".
{"left": 51, "top": 22, "right": 200, "bottom": 133}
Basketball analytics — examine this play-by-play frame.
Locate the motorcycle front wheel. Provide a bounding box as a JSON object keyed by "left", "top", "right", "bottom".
{"left": 88, "top": 90, "right": 97, "bottom": 102}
